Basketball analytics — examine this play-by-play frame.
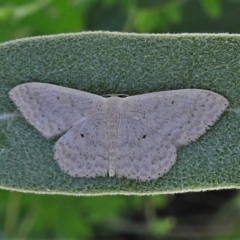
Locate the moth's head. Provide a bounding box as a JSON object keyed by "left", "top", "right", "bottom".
{"left": 102, "top": 94, "right": 129, "bottom": 98}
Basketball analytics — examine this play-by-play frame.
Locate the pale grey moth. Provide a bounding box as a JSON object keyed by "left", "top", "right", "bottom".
{"left": 9, "top": 83, "right": 229, "bottom": 181}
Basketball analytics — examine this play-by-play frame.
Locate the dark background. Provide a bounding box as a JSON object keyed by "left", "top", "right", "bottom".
{"left": 0, "top": 0, "right": 240, "bottom": 239}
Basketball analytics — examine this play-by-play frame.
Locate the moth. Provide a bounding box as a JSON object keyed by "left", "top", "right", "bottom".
{"left": 9, "top": 83, "right": 229, "bottom": 181}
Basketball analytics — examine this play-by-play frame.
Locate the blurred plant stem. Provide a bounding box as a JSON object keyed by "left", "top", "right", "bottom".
{"left": 3, "top": 192, "right": 38, "bottom": 239}
{"left": 122, "top": 0, "right": 137, "bottom": 32}
{"left": 4, "top": 192, "right": 21, "bottom": 237}
{"left": 144, "top": 197, "right": 157, "bottom": 224}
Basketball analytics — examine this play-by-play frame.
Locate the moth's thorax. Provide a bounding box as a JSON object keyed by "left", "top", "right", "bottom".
{"left": 106, "top": 97, "right": 124, "bottom": 177}
{"left": 106, "top": 97, "right": 124, "bottom": 136}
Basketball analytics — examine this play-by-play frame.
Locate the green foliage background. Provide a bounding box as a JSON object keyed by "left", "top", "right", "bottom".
{"left": 1, "top": 0, "right": 240, "bottom": 239}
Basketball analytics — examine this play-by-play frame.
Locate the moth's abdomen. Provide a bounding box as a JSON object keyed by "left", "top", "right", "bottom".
{"left": 106, "top": 97, "right": 123, "bottom": 176}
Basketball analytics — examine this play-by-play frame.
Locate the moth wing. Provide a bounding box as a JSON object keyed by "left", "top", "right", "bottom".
{"left": 9, "top": 82, "right": 105, "bottom": 138}
{"left": 122, "top": 89, "right": 228, "bottom": 147}
{"left": 54, "top": 113, "right": 109, "bottom": 178}
{"left": 115, "top": 114, "right": 177, "bottom": 181}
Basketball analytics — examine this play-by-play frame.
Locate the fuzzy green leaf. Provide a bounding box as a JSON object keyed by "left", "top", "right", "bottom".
{"left": 0, "top": 32, "right": 238, "bottom": 195}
